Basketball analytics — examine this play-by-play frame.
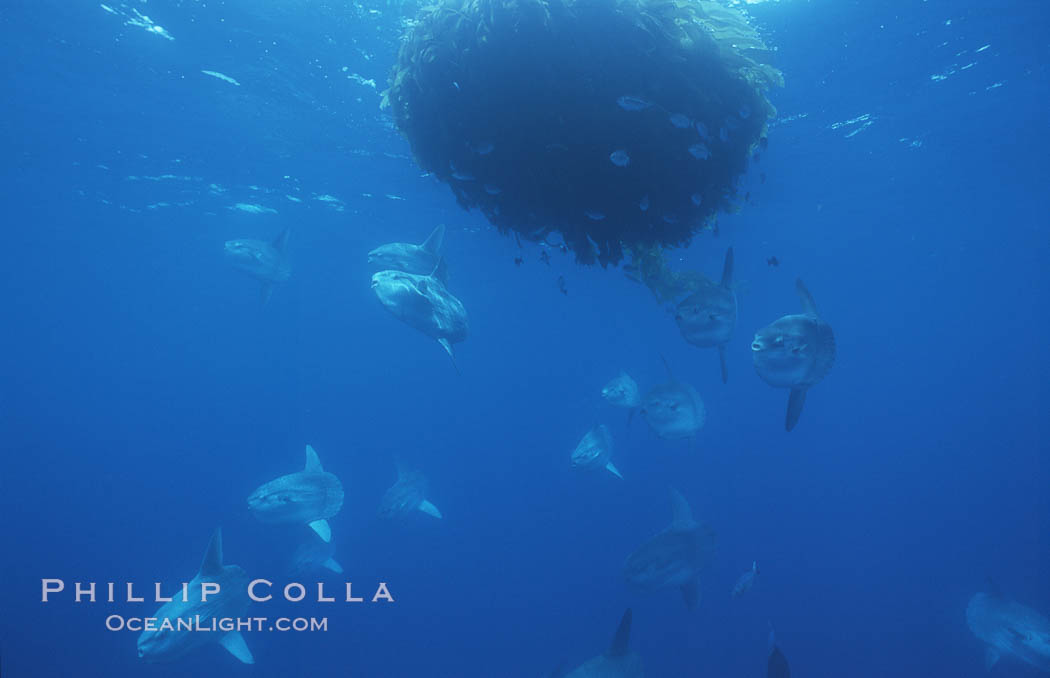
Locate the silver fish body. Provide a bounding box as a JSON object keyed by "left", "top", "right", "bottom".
{"left": 368, "top": 224, "right": 448, "bottom": 282}
{"left": 639, "top": 380, "right": 705, "bottom": 440}
{"left": 967, "top": 592, "right": 1050, "bottom": 672}
{"left": 676, "top": 248, "right": 736, "bottom": 382}
{"left": 752, "top": 279, "right": 835, "bottom": 431}
{"left": 248, "top": 471, "right": 343, "bottom": 524}
{"left": 371, "top": 269, "right": 469, "bottom": 367}
{"left": 601, "top": 373, "right": 640, "bottom": 409}
{"left": 247, "top": 445, "right": 344, "bottom": 542}
{"left": 623, "top": 489, "right": 715, "bottom": 609}
{"left": 379, "top": 467, "right": 443, "bottom": 520}
{"left": 570, "top": 425, "right": 621, "bottom": 478}
{"left": 137, "top": 530, "right": 254, "bottom": 665}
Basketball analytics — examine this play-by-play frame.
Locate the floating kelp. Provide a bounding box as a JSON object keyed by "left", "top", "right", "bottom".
{"left": 387, "top": 0, "right": 780, "bottom": 265}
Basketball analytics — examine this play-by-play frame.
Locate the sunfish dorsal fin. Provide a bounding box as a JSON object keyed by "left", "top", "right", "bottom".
{"left": 659, "top": 353, "right": 674, "bottom": 380}
{"left": 199, "top": 528, "right": 224, "bottom": 577}
{"left": 421, "top": 224, "right": 445, "bottom": 255}
{"left": 272, "top": 227, "right": 291, "bottom": 252}
{"left": 605, "top": 461, "right": 623, "bottom": 479}
{"left": 219, "top": 630, "right": 254, "bottom": 664}
{"left": 304, "top": 444, "right": 323, "bottom": 472}
{"left": 720, "top": 247, "right": 734, "bottom": 288}
{"left": 608, "top": 608, "right": 633, "bottom": 656}
{"left": 669, "top": 487, "right": 695, "bottom": 529}
{"left": 426, "top": 258, "right": 445, "bottom": 279}
{"left": 432, "top": 256, "right": 449, "bottom": 284}
{"left": 796, "top": 278, "right": 819, "bottom": 316}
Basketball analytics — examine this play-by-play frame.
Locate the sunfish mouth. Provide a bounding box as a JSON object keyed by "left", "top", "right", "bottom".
{"left": 751, "top": 341, "right": 762, "bottom": 351}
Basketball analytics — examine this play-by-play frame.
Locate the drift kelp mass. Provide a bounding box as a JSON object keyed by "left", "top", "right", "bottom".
{"left": 386, "top": 0, "right": 782, "bottom": 265}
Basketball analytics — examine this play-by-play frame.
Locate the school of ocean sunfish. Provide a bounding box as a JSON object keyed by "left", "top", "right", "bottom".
{"left": 189, "top": 225, "right": 1050, "bottom": 675}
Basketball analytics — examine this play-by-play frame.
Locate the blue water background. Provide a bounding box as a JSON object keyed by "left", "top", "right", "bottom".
{"left": 1, "top": 0, "right": 1047, "bottom": 676}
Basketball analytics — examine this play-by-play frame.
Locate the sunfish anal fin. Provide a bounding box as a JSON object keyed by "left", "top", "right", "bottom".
{"left": 681, "top": 575, "right": 700, "bottom": 610}
{"left": 437, "top": 338, "right": 460, "bottom": 374}
{"left": 309, "top": 519, "right": 332, "bottom": 542}
{"left": 605, "top": 461, "right": 623, "bottom": 479}
{"left": 608, "top": 608, "right": 633, "bottom": 656}
{"left": 418, "top": 499, "right": 443, "bottom": 519}
{"left": 785, "top": 388, "right": 807, "bottom": 432}
{"left": 984, "top": 646, "right": 1000, "bottom": 670}
{"left": 260, "top": 282, "right": 274, "bottom": 304}
{"left": 219, "top": 630, "right": 254, "bottom": 664}
{"left": 323, "top": 558, "right": 344, "bottom": 574}
{"left": 718, "top": 345, "right": 728, "bottom": 385}
{"left": 199, "top": 528, "right": 224, "bottom": 577}
{"left": 304, "top": 444, "right": 323, "bottom": 472}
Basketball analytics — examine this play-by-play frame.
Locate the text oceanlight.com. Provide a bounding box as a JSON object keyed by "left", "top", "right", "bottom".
{"left": 106, "top": 616, "right": 329, "bottom": 632}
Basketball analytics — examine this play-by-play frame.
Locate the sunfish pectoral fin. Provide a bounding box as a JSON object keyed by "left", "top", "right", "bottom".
{"left": 322, "top": 558, "right": 344, "bottom": 574}
{"left": 421, "top": 223, "right": 445, "bottom": 255}
{"left": 681, "top": 575, "right": 700, "bottom": 610}
{"left": 718, "top": 345, "right": 728, "bottom": 384}
{"left": 304, "top": 444, "right": 323, "bottom": 472}
{"left": 418, "top": 499, "right": 443, "bottom": 519}
{"left": 785, "top": 388, "right": 807, "bottom": 432}
{"left": 604, "top": 461, "right": 623, "bottom": 479}
{"left": 608, "top": 608, "right": 633, "bottom": 657}
{"left": 260, "top": 282, "right": 274, "bottom": 304}
{"left": 199, "top": 528, "right": 224, "bottom": 577}
{"left": 437, "top": 338, "right": 460, "bottom": 374}
{"left": 308, "top": 519, "right": 332, "bottom": 543}
{"left": 218, "top": 630, "right": 254, "bottom": 664}
{"left": 984, "top": 646, "right": 1000, "bottom": 670}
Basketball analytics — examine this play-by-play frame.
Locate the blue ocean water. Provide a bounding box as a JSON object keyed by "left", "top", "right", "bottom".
{"left": 1, "top": 0, "right": 1048, "bottom": 676}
